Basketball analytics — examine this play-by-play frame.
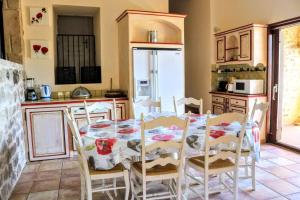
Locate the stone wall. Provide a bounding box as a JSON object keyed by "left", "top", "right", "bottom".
{"left": 2, "top": 0, "right": 24, "bottom": 64}
{"left": 0, "top": 59, "right": 26, "bottom": 200}
{"left": 281, "top": 26, "right": 300, "bottom": 125}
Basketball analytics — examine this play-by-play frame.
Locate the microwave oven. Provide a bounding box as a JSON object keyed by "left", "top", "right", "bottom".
{"left": 233, "top": 79, "right": 264, "bottom": 94}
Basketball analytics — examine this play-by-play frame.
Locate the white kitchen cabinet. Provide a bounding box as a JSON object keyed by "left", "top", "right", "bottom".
{"left": 25, "top": 107, "right": 70, "bottom": 161}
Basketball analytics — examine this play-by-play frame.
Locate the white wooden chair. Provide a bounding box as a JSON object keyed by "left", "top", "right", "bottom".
{"left": 132, "top": 98, "right": 162, "bottom": 119}
{"left": 130, "top": 116, "right": 189, "bottom": 200}
{"left": 64, "top": 109, "right": 130, "bottom": 200}
{"left": 185, "top": 113, "right": 247, "bottom": 200}
{"left": 238, "top": 100, "right": 269, "bottom": 190}
{"left": 84, "top": 99, "right": 117, "bottom": 124}
{"left": 173, "top": 96, "right": 203, "bottom": 116}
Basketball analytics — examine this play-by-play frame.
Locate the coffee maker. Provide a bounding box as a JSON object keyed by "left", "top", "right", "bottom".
{"left": 25, "top": 78, "right": 37, "bottom": 101}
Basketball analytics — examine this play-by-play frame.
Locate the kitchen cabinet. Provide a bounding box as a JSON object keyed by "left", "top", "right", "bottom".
{"left": 210, "top": 92, "right": 267, "bottom": 141}
{"left": 22, "top": 98, "right": 128, "bottom": 161}
{"left": 25, "top": 107, "right": 69, "bottom": 161}
{"left": 214, "top": 24, "right": 267, "bottom": 66}
{"left": 216, "top": 36, "right": 226, "bottom": 63}
{"left": 117, "top": 10, "right": 186, "bottom": 117}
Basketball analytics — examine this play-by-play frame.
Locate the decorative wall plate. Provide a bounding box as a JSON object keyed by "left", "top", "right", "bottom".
{"left": 30, "top": 40, "right": 49, "bottom": 59}
{"left": 30, "top": 7, "right": 48, "bottom": 25}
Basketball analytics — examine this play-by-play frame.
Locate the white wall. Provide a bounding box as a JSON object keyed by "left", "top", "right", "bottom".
{"left": 21, "top": 0, "right": 169, "bottom": 92}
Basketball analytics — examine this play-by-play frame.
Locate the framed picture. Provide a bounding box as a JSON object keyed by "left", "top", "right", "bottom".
{"left": 30, "top": 7, "right": 48, "bottom": 25}
{"left": 30, "top": 40, "right": 49, "bottom": 59}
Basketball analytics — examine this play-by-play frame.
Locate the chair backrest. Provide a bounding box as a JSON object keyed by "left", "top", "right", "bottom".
{"left": 250, "top": 99, "right": 269, "bottom": 130}
{"left": 140, "top": 116, "right": 189, "bottom": 178}
{"left": 84, "top": 99, "right": 117, "bottom": 124}
{"left": 132, "top": 97, "right": 162, "bottom": 119}
{"left": 173, "top": 97, "right": 203, "bottom": 116}
{"left": 204, "top": 113, "right": 247, "bottom": 169}
{"left": 64, "top": 109, "right": 91, "bottom": 186}
{"left": 64, "top": 109, "right": 83, "bottom": 146}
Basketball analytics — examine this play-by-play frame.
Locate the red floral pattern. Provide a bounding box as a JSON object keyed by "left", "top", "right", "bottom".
{"left": 118, "top": 128, "right": 138, "bottom": 134}
{"left": 95, "top": 138, "right": 116, "bottom": 155}
{"left": 152, "top": 134, "right": 174, "bottom": 141}
{"left": 210, "top": 130, "right": 225, "bottom": 138}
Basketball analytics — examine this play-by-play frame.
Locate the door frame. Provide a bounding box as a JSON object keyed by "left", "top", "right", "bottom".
{"left": 267, "top": 16, "right": 300, "bottom": 144}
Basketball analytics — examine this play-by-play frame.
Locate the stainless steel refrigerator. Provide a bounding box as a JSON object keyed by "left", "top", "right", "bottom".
{"left": 133, "top": 48, "right": 185, "bottom": 114}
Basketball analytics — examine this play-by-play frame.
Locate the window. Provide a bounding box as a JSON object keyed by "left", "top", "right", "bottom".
{"left": 55, "top": 15, "right": 101, "bottom": 84}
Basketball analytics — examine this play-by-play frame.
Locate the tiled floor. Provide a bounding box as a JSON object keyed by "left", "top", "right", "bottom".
{"left": 9, "top": 144, "right": 300, "bottom": 200}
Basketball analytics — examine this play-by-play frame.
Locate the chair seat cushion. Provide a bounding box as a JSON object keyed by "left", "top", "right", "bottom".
{"left": 188, "top": 156, "right": 235, "bottom": 169}
{"left": 89, "top": 163, "right": 124, "bottom": 175}
{"left": 132, "top": 162, "right": 177, "bottom": 176}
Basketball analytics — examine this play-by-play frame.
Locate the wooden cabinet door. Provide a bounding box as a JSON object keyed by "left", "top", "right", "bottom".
{"left": 239, "top": 30, "right": 252, "bottom": 61}
{"left": 229, "top": 106, "right": 247, "bottom": 114}
{"left": 212, "top": 104, "right": 225, "bottom": 114}
{"left": 216, "top": 36, "right": 226, "bottom": 63}
{"left": 26, "top": 107, "right": 69, "bottom": 161}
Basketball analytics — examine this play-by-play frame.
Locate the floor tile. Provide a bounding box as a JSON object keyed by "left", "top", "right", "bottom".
{"left": 262, "top": 180, "right": 300, "bottom": 195}
{"left": 36, "top": 170, "right": 61, "bottom": 181}
{"left": 62, "top": 160, "right": 78, "bottom": 169}
{"left": 242, "top": 184, "right": 281, "bottom": 200}
{"left": 286, "top": 192, "right": 300, "bottom": 200}
{"left": 284, "top": 164, "right": 300, "bottom": 174}
{"left": 268, "top": 157, "right": 296, "bottom": 166}
{"left": 58, "top": 189, "right": 81, "bottom": 200}
{"left": 269, "top": 197, "right": 288, "bottom": 200}
{"left": 23, "top": 163, "right": 40, "bottom": 173}
{"left": 61, "top": 168, "right": 80, "bottom": 178}
{"left": 9, "top": 193, "right": 28, "bottom": 200}
{"left": 255, "top": 168, "right": 281, "bottom": 182}
{"left": 27, "top": 190, "right": 59, "bottom": 200}
{"left": 260, "top": 151, "right": 278, "bottom": 160}
{"left": 12, "top": 181, "right": 33, "bottom": 194}
{"left": 60, "top": 176, "right": 81, "bottom": 189}
{"left": 256, "top": 160, "right": 279, "bottom": 169}
{"left": 264, "top": 166, "right": 298, "bottom": 179}
{"left": 284, "top": 176, "right": 300, "bottom": 186}
{"left": 30, "top": 179, "right": 60, "bottom": 193}
{"left": 18, "top": 172, "right": 38, "bottom": 183}
{"left": 39, "top": 161, "right": 63, "bottom": 171}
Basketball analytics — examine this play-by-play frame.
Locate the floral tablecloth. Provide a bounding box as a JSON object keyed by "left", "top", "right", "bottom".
{"left": 79, "top": 113, "right": 261, "bottom": 170}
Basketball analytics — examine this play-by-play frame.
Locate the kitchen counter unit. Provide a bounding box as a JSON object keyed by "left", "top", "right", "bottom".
{"left": 21, "top": 97, "right": 128, "bottom": 161}
{"left": 209, "top": 91, "right": 267, "bottom": 98}
{"left": 21, "top": 97, "right": 128, "bottom": 107}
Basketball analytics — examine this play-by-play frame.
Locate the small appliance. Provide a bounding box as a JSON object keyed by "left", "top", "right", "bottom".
{"left": 226, "top": 83, "right": 234, "bottom": 92}
{"left": 233, "top": 79, "right": 264, "bottom": 94}
{"left": 25, "top": 78, "right": 37, "bottom": 101}
{"left": 40, "top": 85, "right": 52, "bottom": 98}
{"left": 71, "top": 86, "right": 92, "bottom": 99}
{"left": 217, "top": 81, "right": 228, "bottom": 92}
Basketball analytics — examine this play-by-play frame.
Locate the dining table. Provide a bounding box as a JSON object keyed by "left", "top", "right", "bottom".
{"left": 79, "top": 113, "right": 261, "bottom": 170}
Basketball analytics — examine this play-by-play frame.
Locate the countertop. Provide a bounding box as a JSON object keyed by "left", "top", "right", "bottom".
{"left": 21, "top": 97, "right": 128, "bottom": 107}
{"left": 209, "top": 91, "right": 267, "bottom": 97}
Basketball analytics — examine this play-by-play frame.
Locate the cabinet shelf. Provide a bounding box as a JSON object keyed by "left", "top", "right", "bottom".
{"left": 130, "top": 41, "right": 184, "bottom": 45}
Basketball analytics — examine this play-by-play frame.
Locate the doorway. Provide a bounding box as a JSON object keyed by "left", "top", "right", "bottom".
{"left": 269, "top": 17, "right": 300, "bottom": 149}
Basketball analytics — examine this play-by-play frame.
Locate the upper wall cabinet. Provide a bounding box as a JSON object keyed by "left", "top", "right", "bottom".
{"left": 214, "top": 24, "right": 267, "bottom": 66}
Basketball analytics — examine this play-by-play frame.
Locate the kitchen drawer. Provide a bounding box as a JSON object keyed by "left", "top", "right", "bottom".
{"left": 230, "top": 98, "right": 247, "bottom": 107}
{"left": 212, "top": 104, "right": 225, "bottom": 115}
{"left": 212, "top": 95, "right": 225, "bottom": 104}
{"left": 230, "top": 106, "right": 247, "bottom": 114}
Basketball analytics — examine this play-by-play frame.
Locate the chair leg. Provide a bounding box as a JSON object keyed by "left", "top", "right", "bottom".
{"left": 80, "top": 174, "right": 85, "bottom": 200}
{"left": 204, "top": 173, "right": 209, "bottom": 200}
{"left": 233, "top": 169, "right": 239, "bottom": 200}
{"left": 130, "top": 172, "right": 136, "bottom": 200}
{"left": 113, "top": 178, "right": 118, "bottom": 197}
{"left": 142, "top": 181, "right": 147, "bottom": 200}
{"left": 124, "top": 171, "right": 130, "bottom": 200}
{"left": 251, "top": 158, "right": 256, "bottom": 191}
{"left": 184, "top": 164, "right": 190, "bottom": 199}
{"left": 245, "top": 156, "right": 249, "bottom": 177}
{"left": 177, "top": 177, "right": 182, "bottom": 200}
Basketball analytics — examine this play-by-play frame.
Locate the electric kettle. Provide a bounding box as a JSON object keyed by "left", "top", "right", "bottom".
{"left": 40, "top": 85, "right": 52, "bottom": 98}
